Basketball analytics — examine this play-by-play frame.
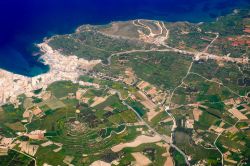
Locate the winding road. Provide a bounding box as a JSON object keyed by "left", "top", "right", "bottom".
{"left": 113, "top": 89, "right": 191, "bottom": 166}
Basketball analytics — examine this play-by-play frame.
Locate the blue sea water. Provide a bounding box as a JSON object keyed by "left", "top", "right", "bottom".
{"left": 0, "top": 0, "right": 249, "bottom": 77}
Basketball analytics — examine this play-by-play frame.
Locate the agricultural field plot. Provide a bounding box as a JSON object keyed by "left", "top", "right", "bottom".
{"left": 0, "top": 149, "right": 34, "bottom": 166}
{"left": 149, "top": 111, "right": 173, "bottom": 137}
{"left": 170, "top": 148, "right": 187, "bottom": 166}
{"left": 116, "top": 142, "right": 169, "bottom": 166}
{"left": 125, "top": 98, "right": 147, "bottom": 117}
{"left": 38, "top": 96, "right": 66, "bottom": 110}
{"left": 0, "top": 103, "right": 26, "bottom": 137}
{"left": 47, "top": 81, "right": 80, "bottom": 98}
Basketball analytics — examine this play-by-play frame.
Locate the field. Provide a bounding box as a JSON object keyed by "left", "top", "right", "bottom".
{"left": 174, "top": 130, "right": 221, "bottom": 165}
{"left": 0, "top": 150, "right": 34, "bottom": 166}
{"left": 118, "top": 142, "right": 168, "bottom": 166}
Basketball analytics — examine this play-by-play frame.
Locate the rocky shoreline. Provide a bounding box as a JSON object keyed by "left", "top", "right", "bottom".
{"left": 0, "top": 40, "right": 101, "bottom": 106}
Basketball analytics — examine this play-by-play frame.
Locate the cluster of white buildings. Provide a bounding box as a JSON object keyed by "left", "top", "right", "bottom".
{"left": 0, "top": 41, "right": 101, "bottom": 106}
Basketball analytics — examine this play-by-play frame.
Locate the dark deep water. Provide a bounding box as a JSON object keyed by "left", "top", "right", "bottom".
{"left": 0, "top": 0, "right": 249, "bottom": 77}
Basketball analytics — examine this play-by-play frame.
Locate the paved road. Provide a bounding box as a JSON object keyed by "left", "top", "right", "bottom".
{"left": 114, "top": 90, "right": 191, "bottom": 166}
{"left": 108, "top": 44, "right": 248, "bottom": 65}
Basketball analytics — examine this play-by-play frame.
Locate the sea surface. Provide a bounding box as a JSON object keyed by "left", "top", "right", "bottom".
{"left": 0, "top": 0, "right": 249, "bottom": 77}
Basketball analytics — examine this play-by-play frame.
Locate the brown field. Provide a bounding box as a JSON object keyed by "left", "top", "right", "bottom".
{"left": 228, "top": 108, "right": 248, "bottom": 120}
{"left": 90, "top": 160, "right": 111, "bottom": 166}
{"left": 137, "top": 91, "right": 159, "bottom": 121}
{"left": 164, "top": 156, "right": 174, "bottom": 166}
{"left": 23, "top": 98, "right": 34, "bottom": 109}
{"left": 111, "top": 135, "right": 161, "bottom": 152}
{"left": 132, "top": 152, "right": 152, "bottom": 166}
{"left": 193, "top": 108, "right": 202, "bottom": 121}
{"left": 124, "top": 68, "right": 136, "bottom": 85}
{"left": 90, "top": 96, "right": 109, "bottom": 107}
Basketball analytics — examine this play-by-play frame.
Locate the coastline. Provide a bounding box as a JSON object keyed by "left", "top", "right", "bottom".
{"left": 1, "top": 0, "right": 248, "bottom": 76}
{"left": 0, "top": 6, "right": 245, "bottom": 77}
{"left": 0, "top": 8, "right": 248, "bottom": 106}
{"left": 0, "top": 40, "right": 101, "bottom": 106}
